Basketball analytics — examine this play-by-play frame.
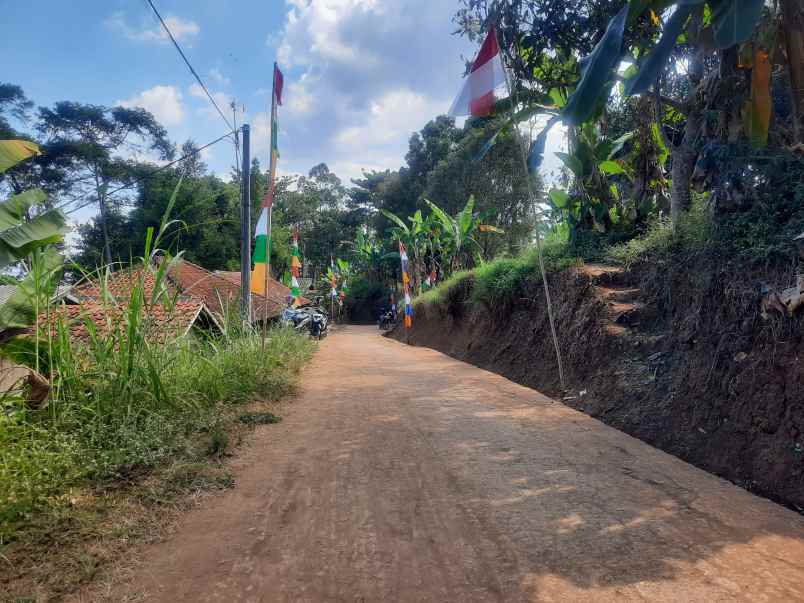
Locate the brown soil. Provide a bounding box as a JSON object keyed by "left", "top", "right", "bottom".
{"left": 393, "top": 259, "right": 804, "bottom": 510}
{"left": 95, "top": 326, "right": 804, "bottom": 601}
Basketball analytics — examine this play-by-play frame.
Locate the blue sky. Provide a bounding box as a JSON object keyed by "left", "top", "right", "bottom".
{"left": 3, "top": 1, "right": 478, "bottom": 179}
{"left": 4, "top": 0, "right": 565, "bottom": 227}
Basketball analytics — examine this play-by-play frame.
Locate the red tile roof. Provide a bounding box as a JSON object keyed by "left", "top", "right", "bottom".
{"left": 44, "top": 299, "right": 207, "bottom": 344}
{"left": 167, "top": 262, "right": 289, "bottom": 320}
{"left": 73, "top": 266, "right": 163, "bottom": 303}
{"left": 217, "top": 270, "right": 310, "bottom": 308}
{"left": 54, "top": 257, "right": 308, "bottom": 347}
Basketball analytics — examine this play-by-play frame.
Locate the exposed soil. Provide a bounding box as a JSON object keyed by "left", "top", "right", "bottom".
{"left": 91, "top": 326, "right": 804, "bottom": 602}
{"left": 392, "top": 258, "right": 804, "bottom": 510}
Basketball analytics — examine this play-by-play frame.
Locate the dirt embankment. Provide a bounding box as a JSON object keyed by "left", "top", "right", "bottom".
{"left": 392, "top": 258, "right": 804, "bottom": 510}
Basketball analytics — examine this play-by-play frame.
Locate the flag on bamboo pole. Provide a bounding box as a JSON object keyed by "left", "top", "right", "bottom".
{"left": 330, "top": 255, "right": 338, "bottom": 298}
{"left": 252, "top": 63, "right": 284, "bottom": 295}
{"left": 289, "top": 229, "right": 302, "bottom": 304}
{"left": 448, "top": 25, "right": 507, "bottom": 117}
{"left": 399, "top": 241, "right": 413, "bottom": 328}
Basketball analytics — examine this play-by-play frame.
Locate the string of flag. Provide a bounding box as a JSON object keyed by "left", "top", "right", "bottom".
{"left": 290, "top": 229, "right": 302, "bottom": 303}
{"left": 252, "top": 63, "right": 284, "bottom": 297}
{"left": 330, "top": 255, "right": 338, "bottom": 298}
{"left": 399, "top": 241, "right": 413, "bottom": 329}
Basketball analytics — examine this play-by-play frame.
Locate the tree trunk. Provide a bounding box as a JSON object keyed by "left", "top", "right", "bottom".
{"left": 670, "top": 117, "right": 700, "bottom": 224}
{"left": 670, "top": 46, "right": 704, "bottom": 226}
{"left": 782, "top": 0, "right": 804, "bottom": 141}
{"left": 93, "top": 168, "right": 112, "bottom": 266}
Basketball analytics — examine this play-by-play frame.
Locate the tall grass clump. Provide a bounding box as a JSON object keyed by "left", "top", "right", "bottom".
{"left": 413, "top": 231, "right": 580, "bottom": 313}
{"left": 607, "top": 197, "right": 713, "bottom": 268}
{"left": 413, "top": 270, "right": 473, "bottom": 312}
{"left": 0, "top": 180, "right": 315, "bottom": 541}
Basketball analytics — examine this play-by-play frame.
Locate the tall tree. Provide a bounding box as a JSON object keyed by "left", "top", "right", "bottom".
{"left": 37, "top": 102, "right": 174, "bottom": 264}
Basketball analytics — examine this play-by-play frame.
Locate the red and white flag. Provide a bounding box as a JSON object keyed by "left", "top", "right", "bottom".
{"left": 448, "top": 26, "right": 507, "bottom": 117}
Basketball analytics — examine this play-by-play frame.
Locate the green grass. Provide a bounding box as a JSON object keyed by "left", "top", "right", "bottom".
{"left": 414, "top": 233, "right": 579, "bottom": 313}
{"left": 1, "top": 210, "right": 315, "bottom": 541}
{"left": 414, "top": 269, "right": 473, "bottom": 310}
{"left": 0, "top": 323, "right": 314, "bottom": 540}
{"left": 606, "top": 198, "right": 712, "bottom": 268}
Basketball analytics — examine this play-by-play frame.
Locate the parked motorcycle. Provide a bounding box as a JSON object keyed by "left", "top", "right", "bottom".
{"left": 281, "top": 306, "right": 329, "bottom": 339}
{"left": 378, "top": 309, "right": 395, "bottom": 331}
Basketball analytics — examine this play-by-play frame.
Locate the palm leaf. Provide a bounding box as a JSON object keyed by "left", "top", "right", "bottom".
{"left": 380, "top": 209, "right": 410, "bottom": 233}
{"left": 0, "top": 140, "right": 41, "bottom": 173}
{"left": 0, "top": 209, "right": 67, "bottom": 269}
{"left": 0, "top": 189, "right": 47, "bottom": 229}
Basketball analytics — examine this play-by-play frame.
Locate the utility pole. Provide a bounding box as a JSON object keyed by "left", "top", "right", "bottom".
{"left": 240, "top": 124, "right": 252, "bottom": 323}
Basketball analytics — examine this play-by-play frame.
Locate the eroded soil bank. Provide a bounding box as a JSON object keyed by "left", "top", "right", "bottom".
{"left": 392, "top": 259, "right": 804, "bottom": 510}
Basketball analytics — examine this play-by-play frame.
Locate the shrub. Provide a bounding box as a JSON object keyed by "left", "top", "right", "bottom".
{"left": 0, "top": 324, "right": 313, "bottom": 538}
{"left": 607, "top": 196, "right": 712, "bottom": 268}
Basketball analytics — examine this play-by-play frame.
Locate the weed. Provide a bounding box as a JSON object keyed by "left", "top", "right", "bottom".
{"left": 606, "top": 197, "right": 712, "bottom": 268}
{"left": 238, "top": 411, "right": 282, "bottom": 425}
{"left": 207, "top": 428, "right": 229, "bottom": 457}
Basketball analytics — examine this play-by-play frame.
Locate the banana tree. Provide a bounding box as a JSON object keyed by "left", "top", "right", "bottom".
{"left": 0, "top": 140, "right": 68, "bottom": 405}
{"left": 351, "top": 229, "right": 385, "bottom": 281}
{"left": 0, "top": 141, "right": 67, "bottom": 341}
{"left": 423, "top": 196, "right": 487, "bottom": 274}
{"left": 380, "top": 208, "right": 434, "bottom": 294}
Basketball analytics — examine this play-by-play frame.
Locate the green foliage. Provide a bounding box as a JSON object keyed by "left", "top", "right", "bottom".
{"left": 413, "top": 270, "right": 473, "bottom": 311}
{"left": 0, "top": 183, "right": 315, "bottom": 539}
{"left": 625, "top": 5, "right": 695, "bottom": 96}
{"left": 710, "top": 0, "right": 765, "bottom": 49}
{"left": 343, "top": 275, "right": 387, "bottom": 322}
{"left": 0, "top": 318, "right": 314, "bottom": 538}
{"left": 563, "top": 4, "right": 628, "bottom": 125}
{"left": 606, "top": 197, "right": 713, "bottom": 267}
{"left": 0, "top": 140, "right": 68, "bottom": 341}
{"left": 472, "top": 235, "right": 578, "bottom": 308}
{"left": 415, "top": 232, "right": 577, "bottom": 312}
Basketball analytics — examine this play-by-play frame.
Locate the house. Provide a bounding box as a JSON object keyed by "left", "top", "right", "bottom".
{"left": 58, "top": 263, "right": 223, "bottom": 342}
{"left": 46, "top": 298, "right": 217, "bottom": 344}
{"left": 47, "top": 259, "right": 299, "bottom": 344}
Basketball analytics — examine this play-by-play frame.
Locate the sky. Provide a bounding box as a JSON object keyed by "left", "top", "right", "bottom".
{"left": 3, "top": 0, "right": 565, "bottom": 223}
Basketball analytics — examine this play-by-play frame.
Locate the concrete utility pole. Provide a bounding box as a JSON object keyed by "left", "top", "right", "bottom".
{"left": 240, "top": 124, "right": 252, "bottom": 323}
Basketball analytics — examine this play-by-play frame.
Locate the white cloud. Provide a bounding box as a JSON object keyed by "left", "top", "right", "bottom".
{"left": 264, "top": 0, "right": 475, "bottom": 182}
{"left": 117, "top": 85, "right": 185, "bottom": 126}
{"left": 209, "top": 67, "right": 231, "bottom": 87}
{"left": 286, "top": 75, "right": 317, "bottom": 115}
{"left": 188, "top": 84, "right": 233, "bottom": 121}
{"left": 276, "top": 0, "right": 381, "bottom": 68}
{"left": 105, "top": 11, "right": 200, "bottom": 44}
{"left": 335, "top": 88, "right": 445, "bottom": 148}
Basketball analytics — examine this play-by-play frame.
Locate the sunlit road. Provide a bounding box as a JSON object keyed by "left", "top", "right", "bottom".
{"left": 116, "top": 325, "right": 804, "bottom": 602}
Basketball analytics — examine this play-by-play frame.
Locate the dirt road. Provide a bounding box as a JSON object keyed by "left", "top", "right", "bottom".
{"left": 116, "top": 325, "right": 804, "bottom": 602}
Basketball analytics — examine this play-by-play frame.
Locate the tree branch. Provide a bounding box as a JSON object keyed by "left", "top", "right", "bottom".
{"left": 656, "top": 94, "right": 687, "bottom": 115}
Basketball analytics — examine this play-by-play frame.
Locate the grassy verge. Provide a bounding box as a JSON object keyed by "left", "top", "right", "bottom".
{"left": 415, "top": 234, "right": 578, "bottom": 313}
{"left": 1, "top": 326, "right": 314, "bottom": 599}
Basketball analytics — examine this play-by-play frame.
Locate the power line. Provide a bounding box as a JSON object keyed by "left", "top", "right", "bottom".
{"left": 61, "top": 130, "right": 235, "bottom": 216}
{"left": 143, "top": 0, "right": 234, "bottom": 132}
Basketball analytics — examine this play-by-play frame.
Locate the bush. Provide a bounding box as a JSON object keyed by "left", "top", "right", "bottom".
{"left": 606, "top": 196, "right": 712, "bottom": 268}
{"left": 414, "top": 232, "right": 578, "bottom": 312}
{"left": 0, "top": 321, "right": 314, "bottom": 539}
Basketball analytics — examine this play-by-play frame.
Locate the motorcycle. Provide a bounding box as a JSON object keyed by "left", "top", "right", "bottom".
{"left": 281, "top": 306, "right": 329, "bottom": 339}
{"left": 378, "top": 309, "right": 395, "bottom": 331}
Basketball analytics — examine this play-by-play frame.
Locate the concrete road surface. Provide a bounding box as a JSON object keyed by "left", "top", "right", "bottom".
{"left": 115, "top": 325, "right": 804, "bottom": 602}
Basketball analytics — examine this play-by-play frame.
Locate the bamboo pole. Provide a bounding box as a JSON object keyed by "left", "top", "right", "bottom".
{"left": 495, "top": 26, "right": 566, "bottom": 390}
{"left": 261, "top": 63, "right": 279, "bottom": 351}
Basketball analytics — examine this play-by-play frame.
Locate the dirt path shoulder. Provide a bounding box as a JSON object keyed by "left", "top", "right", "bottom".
{"left": 109, "top": 325, "right": 804, "bottom": 602}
